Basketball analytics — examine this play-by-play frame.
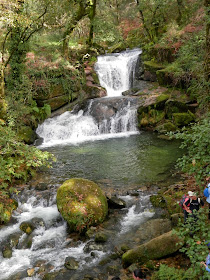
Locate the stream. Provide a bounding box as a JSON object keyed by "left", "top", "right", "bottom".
{"left": 0, "top": 49, "right": 183, "bottom": 280}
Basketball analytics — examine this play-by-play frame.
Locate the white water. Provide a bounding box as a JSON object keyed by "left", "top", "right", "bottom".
{"left": 0, "top": 190, "right": 154, "bottom": 280}
{"left": 36, "top": 100, "right": 139, "bottom": 147}
{"left": 95, "top": 48, "right": 142, "bottom": 97}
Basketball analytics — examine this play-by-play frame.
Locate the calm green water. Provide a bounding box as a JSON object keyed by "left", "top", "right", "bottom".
{"left": 41, "top": 132, "right": 182, "bottom": 188}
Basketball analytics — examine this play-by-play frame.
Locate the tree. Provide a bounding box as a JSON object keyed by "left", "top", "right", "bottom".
{"left": 0, "top": 0, "right": 49, "bottom": 119}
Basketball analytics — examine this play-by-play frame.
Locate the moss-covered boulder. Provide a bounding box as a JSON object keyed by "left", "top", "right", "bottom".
{"left": 156, "top": 69, "right": 173, "bottom": 86}
{"left": 155, "top": 121, "right": 177, "bottom": 133}
{"left": 165, "top": 99, "right": 189, "bottom": 119}
{"left": 20, "top": 221, "right": 35, "bottom": 235}
{"left": 172, "top": 111, "right": 195, "bottom": 127}
{"left": 143, "top": 61, "right": 165, "bottom": 82}
{"left": 122, "top": 230, "right": 183, "bottom": 267}
{"left": 17, "top": 126, "right": 37, "bottom": 144}
{"left": 56, "top": 178, "right": 108, "bottom": 232}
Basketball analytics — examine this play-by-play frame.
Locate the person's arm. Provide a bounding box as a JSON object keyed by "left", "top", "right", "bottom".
{"left": 200, "top": 261, "right": 210, "bottom": 272}
{"left": 183, "top": 199, "right": 191, "bottom": 213}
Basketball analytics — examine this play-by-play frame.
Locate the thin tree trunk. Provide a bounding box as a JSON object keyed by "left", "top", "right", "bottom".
{"left": 136, "top": 0, "right": 153, "bottom": 42}
{"left": 0, "top": 65, "right": 7, "bottom": 119}
{"left": 63, "top": 2, "right": 87, "bottom": 58}
{"left": 87, "top": 0, "right": 97, "bottom": 47}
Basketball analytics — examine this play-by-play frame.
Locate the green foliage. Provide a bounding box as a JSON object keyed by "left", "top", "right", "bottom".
{"left": 170, "top": 115, "right": 210, "bottom": 183}
{"left": 165, "top": 32, "right": 205, "bottom": 84}
{"left": 176, "top": 208, "right": 210, "bottom": 279}
{"left": 93, "top": 17, "right": 123, "bottom": 44}
{"left": 151, "top": 264, "right": 196, "bottom": 280}
{"left": 0, "top": 120, "right": 55, "bottom": 194}
{"left": 153, "top": 209, "right": 210, "bottom": 280}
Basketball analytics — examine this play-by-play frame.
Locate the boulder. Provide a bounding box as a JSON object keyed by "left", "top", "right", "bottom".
{"left": 122, "top": 230, "right": 183, "bottom": 267}
{"left": 172, "top": 111, "right": 195, "bottom": 127}
{"left": 20, "top": 221, "right": 35, "bottom": 235}
{"left": 134, "top": 219, "right": 172, "bottom": 244}
{"left": 56, "top": 178, "right": 108, "bottom": 232}
{"left": 95, "top": 232, "right": 108, "bottom": 243}
{"left": 107, "top": 196, "right": 126, "bottom": 209}
{"left": 64, "top": 257, "right": 79, "bottom": 270}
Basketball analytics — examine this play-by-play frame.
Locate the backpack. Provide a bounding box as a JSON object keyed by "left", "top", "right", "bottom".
{"left": 203, "top": 187, "right": 209, "bottom": 198}
{"left": 179, "top": 194, "right": 190, "bottom": 209}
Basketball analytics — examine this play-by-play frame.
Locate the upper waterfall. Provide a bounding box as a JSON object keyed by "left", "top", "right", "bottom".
{"left": 95, "top": 48, "right": 142, "bottom": 97}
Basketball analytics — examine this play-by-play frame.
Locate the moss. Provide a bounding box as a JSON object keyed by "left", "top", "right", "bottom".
{"left": 172, "top": 111, "right": 195, "bottom": 127}
{"left": 56, "top": 178, "right": 108, "bottom": 233}
{"left": 155, "top": 122, "right": 177, "bottom": 133}
{"left": 155, "top": 94, "right": 170, "bottom": 109}
{"left": 20, "top": 222, "right": 35, "bottom": 235}
{"left": 17, "top": 126, "right": 37, "bottom": 144}
{"left": 165, "top": 99, "right": 188, "bottom": 119}
{"left": 156, "top": 69, "right": 172, "bottom": 86}
{"left": 150, "top": 195, "right": 167, "bottom": 208}
{"left": 144, "top": 61, "right": 165, "bottom": 71}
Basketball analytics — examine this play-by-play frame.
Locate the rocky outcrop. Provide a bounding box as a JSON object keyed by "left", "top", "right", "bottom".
{"left": 122, "top": 230, "right": 183, "bottom": 267}
{"left": 56, "top": 178, "right": 108, "bottom": 233}
{"left": 137, "top": 91, "right": 196, "bottom": 131}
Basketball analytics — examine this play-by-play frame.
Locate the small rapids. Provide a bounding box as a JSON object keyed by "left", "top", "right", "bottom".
{"left": 0, "top": 186, "right": 155, "bottom": 280}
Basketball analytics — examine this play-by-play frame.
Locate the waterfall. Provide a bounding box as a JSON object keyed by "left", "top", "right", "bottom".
{"left": 95, "top": 48, "right": 142, "bottom": 97}
{"left": 36, "top": 97, "right": 139, "bottom": 147}
{"left": 36, "top": 49, "right": 142, "bottom": 147}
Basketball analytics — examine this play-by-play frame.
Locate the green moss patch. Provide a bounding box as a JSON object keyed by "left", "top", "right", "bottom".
{"left": 56, "top": 178, "right": 108, "bottom": 233}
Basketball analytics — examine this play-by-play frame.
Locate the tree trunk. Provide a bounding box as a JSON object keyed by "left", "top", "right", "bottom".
{"left": 0, "top": 65, "right": 7, "bottom": 119}
{"left": 136, "top": 0, "right": 153, "bottom": 42}
{"left": 87, "top": 0, "right": 97, "bottom": 47}
{"left": 63, "top": 2, "right": 87, "bottom": 59}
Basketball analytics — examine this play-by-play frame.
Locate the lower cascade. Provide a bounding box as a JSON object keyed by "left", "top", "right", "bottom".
{"left": 36, "top": 97, "right": 140, "bottom": 147}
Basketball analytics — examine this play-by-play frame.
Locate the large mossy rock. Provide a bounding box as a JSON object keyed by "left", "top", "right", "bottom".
{"left": 122, "top": 230, "right": 183, "bottom": 267}
{"left": 56, "top": 178, "right": 108, "bottom": 232}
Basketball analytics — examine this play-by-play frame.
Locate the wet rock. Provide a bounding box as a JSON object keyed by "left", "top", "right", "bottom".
{"left": 34, "top": 183, "right": 48, "bottom": 191}
{"left": 84, "top": 241, "right": 105, "bottom": 253}
{"left": 2, "top": 246, "right": 12, "bottom": 258}
{"left": 17, "top": 233, "right": 33, "bottom": 249}
{"left": 122, "top": 230, "right": 184, "bottom": 267}
{"left": 134, "top": 218, "right": 172, "bottom": 244}
{"left": 31, "top": 217, "right": 46, "bottom": 228}
{"left": 27, "top": 268, "right": 35, "bottom": 277}
{"left": 83, "top": 274, "right": 95, "bottom": 280}
{"left": 95, "top": 232, "right": 108, "bottom": 243}
{"left": 20, "top": 221, "right": 35, "bottom": 234}
{"left": 64, "top": 257, "right": 79, "bottom": 270}
{"left": 85, "top": 226, "right": 97, "bottom": 238}
{"left": 107, "top": 196, "right": 126, "bottom": 209}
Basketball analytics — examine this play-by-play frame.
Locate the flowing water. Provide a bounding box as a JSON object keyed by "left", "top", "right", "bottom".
{"left": 95, "top": 48, "right": 142, "bottom": 97}
{"left": 0, "top": 49, "right": 182, "bottom": 280}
